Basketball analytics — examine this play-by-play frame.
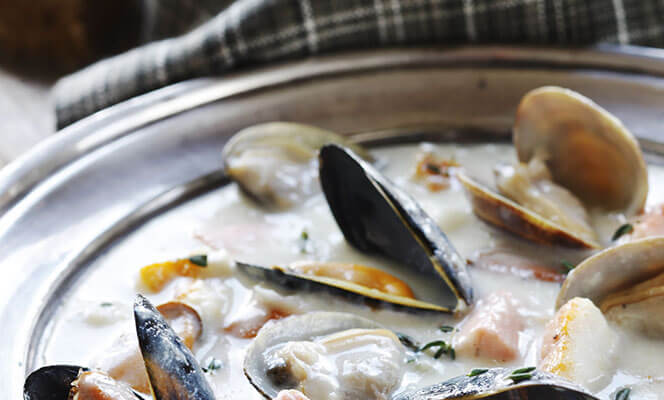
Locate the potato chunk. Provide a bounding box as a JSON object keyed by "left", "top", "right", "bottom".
{"left": 539, "top": 297, "right": 617, "bottom": 390}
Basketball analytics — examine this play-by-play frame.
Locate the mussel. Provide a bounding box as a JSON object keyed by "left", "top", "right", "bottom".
{"left": 459, "top": 86, "right": 648, "bottom": 249}
{"left": 556, "top": 236, "right": 664, "bottom": 338}
{"left": 318, "top": 144, "right": 473, "bottom": 312}
{"left": 222, "top": 122, "right": 372, "bottom": 209}
{"left": 237, "top": 260, "right": 451, "bottom": 312}
{"left": 23, "top": 295, "right": 214, "bottom": 400}
{"left": 394, "top": 368, "right": 598, "bottom": 400}
{"left": 243, "top": 312, "right": 405, "bottom": 400}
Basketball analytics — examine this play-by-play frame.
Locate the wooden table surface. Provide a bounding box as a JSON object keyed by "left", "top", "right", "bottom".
{"left": 0, "top": 67, "right": 54, "bottom": 168}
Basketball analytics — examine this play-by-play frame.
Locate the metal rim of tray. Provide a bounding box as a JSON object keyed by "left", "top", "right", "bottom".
{"left": 5, "top": 45, "right": 664, "bottom": 399}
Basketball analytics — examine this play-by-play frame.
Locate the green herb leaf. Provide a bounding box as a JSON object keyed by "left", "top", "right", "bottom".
{"left": 202, "top": 357, "right": 223, "bottom": 373}
{"left": 511, "top": 366, "right": 536, "bottom": 374}
{"left": 419, "top": 340, "right": 454, "bottom": 360}
{"left": 615, "top": 388, "right": 631, "bottom": 400}
{"left": 396, "top": 333, "right": 419, "bottom": 352}
{"left": 612, "top": 223, "right": 634, "bottom": 241}
{"left": 439, "top": 325, "right": 455, "bottom": 333}
{"left": 561, "top": 260, "right": 576, "bottom": 273}
{"left": 508, "top": 373, "right": 533, "bottom": 383}
{"left": 406, "top": 357, "right": 417, "bottom": 364}
{"left": 189, "top": 255, "right": 208, "bottom": 267}
{"left": 100, "top": 302, "right": 113, "bottom": 307}
{"left": 419, "top": 340, "right": 448, "bottom": 353}
{"left": 300, "top": 230, "right": 309, "bottom": 240}
{"left": 467, "top": 368, "right": 489, "bottom": 377}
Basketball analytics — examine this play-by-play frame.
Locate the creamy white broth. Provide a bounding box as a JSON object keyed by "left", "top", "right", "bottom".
{"left": 42, "top": 143, "right": 664, "bottom": 399}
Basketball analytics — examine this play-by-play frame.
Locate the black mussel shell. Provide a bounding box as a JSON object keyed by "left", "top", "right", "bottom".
{"left": 134, "top": 294, "right": 215, "bottom": 400}
{"left": 23, "top": 365, "right": 86, "bottom": 400}
{"left": 394, "top": 368, "right": 598, "bottom": 400}
{"left": 319, "top": 144, "right": 473, "bottom": 311}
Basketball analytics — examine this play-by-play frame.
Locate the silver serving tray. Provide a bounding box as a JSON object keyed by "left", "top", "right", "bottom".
{"left": 3, "top": 46, "right": 664, "bottom": 399}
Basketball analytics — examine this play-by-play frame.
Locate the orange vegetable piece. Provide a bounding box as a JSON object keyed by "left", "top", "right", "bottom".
{"left": 139, "top": 259, "right": 203, "bottom": 292}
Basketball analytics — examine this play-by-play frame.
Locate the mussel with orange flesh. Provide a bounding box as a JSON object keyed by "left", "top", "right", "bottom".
{"left": 318, "top": 144, "right": 473, "bottom": 312}
{"left": 237, "top": 260, "right": 448, "bottom": 312}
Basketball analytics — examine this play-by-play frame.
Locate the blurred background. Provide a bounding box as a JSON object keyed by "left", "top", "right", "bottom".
{"left": 1, "top": 0, "right": 662, "bottom": 168}
{"left": 0, "top": 0, "right": 226, "bottom": 166}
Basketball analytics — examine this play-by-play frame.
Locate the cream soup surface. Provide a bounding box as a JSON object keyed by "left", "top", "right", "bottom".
{"left": 41, "top": 143, "right": 664, "bottom": 399}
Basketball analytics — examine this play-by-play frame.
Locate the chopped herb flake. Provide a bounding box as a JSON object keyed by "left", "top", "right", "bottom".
{"left": 561, "top": 260, "right": 576, "bottom": 273}
{"left": 419, "top": 340, "right": 455, "bottom": 360}
{"left": 100, "top": 302, "right": 113, "bottom": 307}
{"left": 202, "top": 358, "right": 223, "bottom": 373}
{"left": 467, "top": 368, "right": 489, "bottom": 377}
{"left": 508, "top": 373, "right": 533, "bottom": 383}
{"left": 396, "top": 333, "right": 419, "bottom": 352}
{"left": 189, "top": 255, "right": 208, "bottom": 267}
{"left": 439, "top": 325, "right": 455, "bottom": 333}
{"left": 612, "top": 224, "right": 634, "bottom": 241}
{"left": 299, "top": 230, "right": 311, "bottom": 254}
{"left": 511, "top": 366, "right": 536, "bottom": 374}
{"left": 615, "top": 388, "right": 631, "bottom": 400}
{"left": 419, "top": 340, "right": 447, "bottom": 352}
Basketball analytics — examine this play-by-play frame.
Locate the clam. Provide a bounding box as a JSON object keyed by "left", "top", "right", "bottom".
{"left": 394, "top": 368, "right": 598, "bottom": 400}
{"left": 318, "top": 144, "right": 473, "bottom": 312}
{"left": 243, "top": 312, "right": 405, "bottom": 400}
{"left": 556, "top": 237, "right": 664, "bottom": 338}
{"left": 24, "top": 295, "right": 214, "bottom": 400}
{"left": 222, "top": 122, "right": 372, "bottom": 209}
{"left": 459, "top": 86, "right": 648, "bottom": 249}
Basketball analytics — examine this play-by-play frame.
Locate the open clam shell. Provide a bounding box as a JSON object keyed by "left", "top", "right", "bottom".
{"left": 394, "top": 368, "right": 598, "bottom": 400}
{"left": 318, "top": 144, "right": 473, "bottom": 311}
{"left": 243, "top": 312, "right": 382, "bottom": 399}
{"left": 514, "top": 86, "right": 648, "bottom": 216}
{"left": 458, "top": 86, "right": 648, "bottom": 249}
{"left": 457, "top": 171, "right": 599, "bottom": 249}
{"left": 222, "top": 122, "right": 372, "bottom": 208}
{"left": 556, "top": 237, "right": 664, "bottom": 337}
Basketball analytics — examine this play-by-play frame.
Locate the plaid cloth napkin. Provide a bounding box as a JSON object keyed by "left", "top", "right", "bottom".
{"left": 53, "top": 0, "right": 664, "bottom": 128}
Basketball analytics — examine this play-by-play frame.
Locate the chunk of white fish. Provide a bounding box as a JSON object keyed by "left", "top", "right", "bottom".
{"left": 539, "top": 297, "right": 617, "bottom": 391}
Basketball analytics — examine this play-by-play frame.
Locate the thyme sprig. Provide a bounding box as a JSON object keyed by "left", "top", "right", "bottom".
{"left": 419, "top": 340, "right": 455, "bottom": 360}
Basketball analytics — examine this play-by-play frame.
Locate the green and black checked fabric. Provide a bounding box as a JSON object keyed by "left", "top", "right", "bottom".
{"left": 53, "top": 0, "right": 664, "bottom": 128}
